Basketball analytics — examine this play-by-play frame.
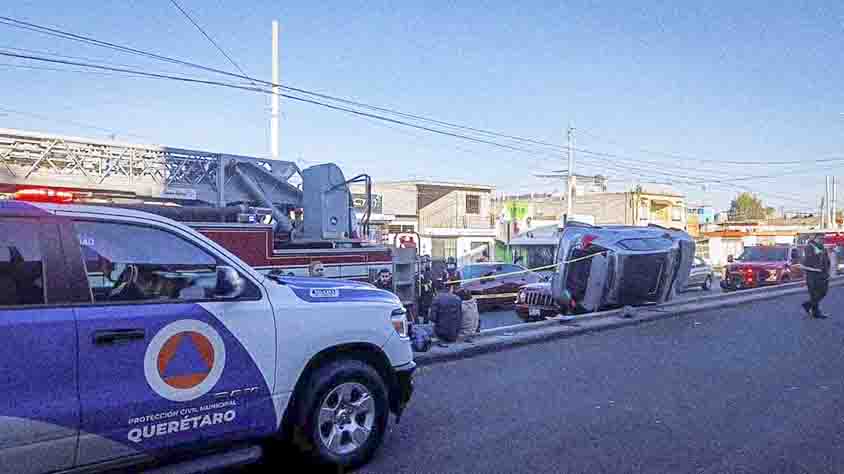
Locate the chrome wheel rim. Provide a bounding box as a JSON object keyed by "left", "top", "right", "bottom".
{"left": 317, "top": 382, "right": 375, "bottom": 455}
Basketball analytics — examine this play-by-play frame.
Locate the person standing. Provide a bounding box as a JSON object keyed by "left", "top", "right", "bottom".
{"left": 429, "top": 281, "right": 462, "bottom": 343}
{"left": 418, "top": 255, "right": 436, "bottom": 323}
{"left": 442, "top": 256, "right": 462, "bottom": 286}
{"left": 801, "top": 235, "right": 831, "bottom": 319}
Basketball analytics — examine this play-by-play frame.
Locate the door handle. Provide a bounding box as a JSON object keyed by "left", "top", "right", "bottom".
{"left": 93, "top": 329, "right": 146, "bottom": 345}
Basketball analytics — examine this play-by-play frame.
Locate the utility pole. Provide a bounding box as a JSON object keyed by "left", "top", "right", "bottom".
{"left": 825, "top": 176, "right": 831, "bottom": 228}
{"left": 565, "top": 125, "right": 575, "bottom": 224}
{"left": 270, "top": 20, "right": 280, "bottom": 160}
{"left": 832, "top": 176, "right": 838, "bottom": 229}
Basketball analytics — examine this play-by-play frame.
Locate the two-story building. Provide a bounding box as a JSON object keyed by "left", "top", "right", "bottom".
{"left": 565, "top": 189, "right": 687, "bottom": 230}
{"left": 353, "top": 180, "right": 497, "bottom": 264}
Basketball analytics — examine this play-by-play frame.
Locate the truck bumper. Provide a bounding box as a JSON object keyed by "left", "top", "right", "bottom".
{"left": 390, "top": 361, "right": 415, "bottom": 422}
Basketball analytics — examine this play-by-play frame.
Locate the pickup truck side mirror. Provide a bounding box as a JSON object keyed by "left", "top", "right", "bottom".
{"left": 214, "top": 266, "right": 245, "bottom": 299}
{"left": 727, "top": 255, "right": 734, "bottom": 263}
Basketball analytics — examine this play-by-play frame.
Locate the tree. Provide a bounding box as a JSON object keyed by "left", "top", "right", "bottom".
{"left": 729, "top": 192, "right": 767, "bottom": 220}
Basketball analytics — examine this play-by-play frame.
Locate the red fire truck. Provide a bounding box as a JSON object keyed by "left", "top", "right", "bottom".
{"left": 0, "top": 128, "right": 407, "bottom": 286}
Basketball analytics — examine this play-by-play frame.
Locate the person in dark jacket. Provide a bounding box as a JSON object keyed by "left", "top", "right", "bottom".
{"left": 429, "top": 281, "right": 462, "bottom": 343}
{"left": 418, "top": 255, "right": 436, "bottom": 323}
{"left": 801, "top": 234, "right": 831, "bottom": 318}
{"left": 441, "top": 256, "right": 462, "bottom": 286}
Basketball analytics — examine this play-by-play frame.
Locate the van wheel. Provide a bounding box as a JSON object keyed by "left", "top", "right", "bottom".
{"left": 702, "top": 276, "right": 713, "bottom": 291}
{"left": 296, "top": 360, "right": 389, "bottom": 469}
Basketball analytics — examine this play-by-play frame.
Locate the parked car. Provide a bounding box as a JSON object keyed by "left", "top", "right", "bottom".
{"left": 685, "top": 257, "right": 715, "bottom": 291}
{"left": 459, "top": 262, "right": 543, "bottom": 311}
{"left": 0, "top": 201, "right": 414, "bottom": 473}
{"left": 721, "top": 244, "right": 803, "bottom": 291}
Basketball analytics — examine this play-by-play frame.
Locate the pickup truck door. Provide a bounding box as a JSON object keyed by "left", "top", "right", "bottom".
{"left": 0, "top": 218, "right": 80, "bottom": 474}
{"left": 64, "top": 218, "right": 278, "bottom": 466}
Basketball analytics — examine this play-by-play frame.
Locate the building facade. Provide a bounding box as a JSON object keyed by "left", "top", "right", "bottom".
{"left": 565, "top": 190, "right": 687, "bottom": 230}
{"left": 353, "top": 180, "right": 496, "bottom": 264}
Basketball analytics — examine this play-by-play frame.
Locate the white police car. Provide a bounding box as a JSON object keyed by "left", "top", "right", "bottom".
{"left": 0, "top": 201, "right": 414, "bottom": 473}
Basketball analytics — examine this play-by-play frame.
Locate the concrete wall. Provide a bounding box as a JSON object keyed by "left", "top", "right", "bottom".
{"left": 420, "top": 189, "right": 492, "bottom": 230}
{"left": 570, "top": 193, "right": 631, "bottom": 225}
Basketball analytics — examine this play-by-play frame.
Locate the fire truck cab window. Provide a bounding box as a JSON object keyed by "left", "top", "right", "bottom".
{"left": 0, "top": 221, "right": 45, "bottom": 306}
{"left": 74, "top": 221, "right": 228, "bottom": 303}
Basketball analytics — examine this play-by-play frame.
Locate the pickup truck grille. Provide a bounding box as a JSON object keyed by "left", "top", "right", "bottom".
{"left": 524, "top": 290, "right": 554, "bottom": 307}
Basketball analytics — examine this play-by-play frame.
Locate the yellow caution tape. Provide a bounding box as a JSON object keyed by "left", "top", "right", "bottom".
{"left": 473, "top": 293, "right": 520, "bottom": 300}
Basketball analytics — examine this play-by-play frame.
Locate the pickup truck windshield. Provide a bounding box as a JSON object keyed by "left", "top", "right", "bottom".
{"left": 736, "top": 247, "right": 788, "bottom": 262}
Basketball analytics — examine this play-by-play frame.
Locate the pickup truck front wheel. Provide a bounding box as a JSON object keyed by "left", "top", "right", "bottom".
{"left": 297, "top": 360, "right": 389, "bottom": 469}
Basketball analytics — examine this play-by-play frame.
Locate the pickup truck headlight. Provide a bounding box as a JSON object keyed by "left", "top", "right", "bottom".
{"left": 391, "top": 308, "right": 409, "bottom": 338}
{"left": 518, "top": 291, "right": 526, "bottom": 303}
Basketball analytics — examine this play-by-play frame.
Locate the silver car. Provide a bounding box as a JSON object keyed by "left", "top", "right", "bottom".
{"left": 686, "top": 256, "right": 715, "bottom": 291}
{"left": 550, "top": 223, "right": 695, "bottom": 313}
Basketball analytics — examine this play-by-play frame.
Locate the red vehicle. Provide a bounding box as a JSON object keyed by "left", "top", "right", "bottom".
{"left": 720, "top": 244, "right": 803, "bottom": 291}
{"left": 459, "top": 263, "right": 544, "bottom": 311}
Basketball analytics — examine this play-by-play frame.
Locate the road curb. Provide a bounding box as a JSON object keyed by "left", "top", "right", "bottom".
{"left": 414, "top": 276, "right": 844, "bottom": 367}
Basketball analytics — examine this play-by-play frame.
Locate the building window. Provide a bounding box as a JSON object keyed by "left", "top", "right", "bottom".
{"left": 388, "top": 225, "right": 415, "bottom": 234}
{"left": 671, "top": 206, "right": 683, "bottom": 222}
{"left": 466, "top": 195, "right": 480, "bottom": 215}
{"left": 74, "top": 220, "right": 258, "bottom": 302}
{"left": 0, "top": 220, "right": 45, "bottom": 306}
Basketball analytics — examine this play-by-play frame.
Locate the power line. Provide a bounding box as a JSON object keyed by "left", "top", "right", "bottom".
{"left": 578, "top": 128, "right": 838, "bottom": 166}
{"left": 0, "top": 50, "right": 821, "bottom": 206}
{"left": 167, "top": 0, "right": 258, "bottom": 87}
{"left": 0, "top": 16, "right": 830, "bottom": 205}
{"left": 3, "top": 14, "right": 841, "bottom": 175}
{"left": 0, "top": 50, "right": 548, "bottom": 155}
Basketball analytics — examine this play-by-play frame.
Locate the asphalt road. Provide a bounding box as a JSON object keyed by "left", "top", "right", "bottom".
{"left": 360, "top": 285, "right": 844, "bottom": 473}
{"left": 480, "top": 278, "right": 723, "bottom": 330}
{"left": 245, "top": 279, "right": 836, "bottom": 474}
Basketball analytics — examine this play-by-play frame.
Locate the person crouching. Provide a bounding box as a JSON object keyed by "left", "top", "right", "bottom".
{"left": 429, "top": 281, "right": 462, "bottom": 343}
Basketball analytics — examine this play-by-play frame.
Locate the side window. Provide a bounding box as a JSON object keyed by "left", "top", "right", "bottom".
{"left": 74, "top": 220, "right": 257, "bottom": 303}
{"left": 500, "top": 264, "right": 524, "bottom": 275}
{"left": 0, "top": 221, "right": 45, "bottom": 306}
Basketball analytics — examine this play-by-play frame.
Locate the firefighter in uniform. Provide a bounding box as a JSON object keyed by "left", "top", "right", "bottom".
{"left": 442, "top": 256, "right": 462, "bottom": 287}
{"left": 801, "top": 234, "right": 831, "bottom": 319}
{"left": 418, "top": 255, "right": 436, "bottom": 323}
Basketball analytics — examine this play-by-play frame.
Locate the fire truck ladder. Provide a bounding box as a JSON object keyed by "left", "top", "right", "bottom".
{"left": 0, "top": 128, "right": 372, "bottom": 238}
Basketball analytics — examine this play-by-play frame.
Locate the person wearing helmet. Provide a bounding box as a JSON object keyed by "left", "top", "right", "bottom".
{"left": 442, "top": 256, "right": 462, "bottom": 287}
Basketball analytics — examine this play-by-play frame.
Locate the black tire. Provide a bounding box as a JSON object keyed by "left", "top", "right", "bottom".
{"left": 702, "top": 276, "right": 712, "bottom": 291}
{"left": 295, "top": 360, "right": 389, "bottom": 469}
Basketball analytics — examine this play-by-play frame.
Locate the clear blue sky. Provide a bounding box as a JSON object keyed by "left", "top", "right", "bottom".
{"left": 2, "top": 0, "right": 843, "bottom": 211}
